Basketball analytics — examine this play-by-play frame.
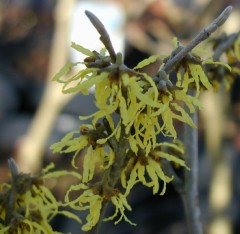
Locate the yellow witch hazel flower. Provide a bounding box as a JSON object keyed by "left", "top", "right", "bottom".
{"left": 104, "top": 191, "right": 135, "bottom": 226}
{"left": 171, "top": 37, "right": 231, "bottom": 96}
{"left": 82, "top": 145, "right": 114, "bottom": 183}
{"left": 208, "top": 33, "right": 240, "bottom": 91}
{"left": 170, "top": 37, "right": 212, "bottom": 97}
{"left": 65, "top": 182, "right": 135, "bottom": 231}
{"left": 64, "top": 183, "right": 104, "bottom": 232}
{"left": 50, "top": 124, "right": 115, "bottom": 175}
{"left": 0, "top": 159, "right": 81, "bottom": 234}
{"left": 121, "top": 142, "right": 188, "bottom": 197}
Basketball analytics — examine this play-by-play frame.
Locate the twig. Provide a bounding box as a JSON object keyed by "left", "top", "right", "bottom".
{"left": 85, "top": 10, "right": 117, "bottom": 63}
{"left": 162, "top": 5, "right": 232, "bottom": 74}
{"left": 213, "top": 32, "right": 240, "bottom": 61}
{"left": 189, "top": 0, "right": 227, "bottom": 36}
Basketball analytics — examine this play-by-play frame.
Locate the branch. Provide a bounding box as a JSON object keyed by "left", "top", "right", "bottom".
{"left": 182, "top": 107, "right": 203, "bottom": 234}
{"left": 162, "top": 5, "right": 232, "bottom": 74}
{"left": 107, "top": 124, "right": 129, "bottom": 188}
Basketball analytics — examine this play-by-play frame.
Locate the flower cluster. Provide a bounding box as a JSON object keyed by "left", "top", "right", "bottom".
{"left": 0, "top": 160, "right": 81, "bottom": 234}
{"left": 51, "top": 40, "right": 210, "bottom": 230}
{"left": 51, "top": 22, "right": 229, "bottom": 232}
{"left": 53, "top": 42, "right": 201, "bottom": 146}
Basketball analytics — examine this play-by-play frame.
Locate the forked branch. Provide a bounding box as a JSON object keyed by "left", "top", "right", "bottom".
{"left": 162, "top": 5, "right": 232, "bottom": 74}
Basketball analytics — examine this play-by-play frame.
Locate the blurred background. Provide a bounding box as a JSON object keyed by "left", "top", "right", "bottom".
{"left": 0, "top": 0, "right": 240, "bottom": 233}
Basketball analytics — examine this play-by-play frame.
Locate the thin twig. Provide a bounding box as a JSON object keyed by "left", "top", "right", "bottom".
{"left": 85, "top": 10, "right": 117, "bottom": 63}
{"left": 189, "top": 0, "right": 227, "bottom": 35}
{"left": 162, "top": 5, "right": 232, "bottom": 74}
{"left": 213, "top": 32, "right": 240, "bottom": 61}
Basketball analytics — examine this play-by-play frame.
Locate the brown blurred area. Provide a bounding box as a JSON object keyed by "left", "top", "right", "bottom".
{"left": 0, "top": 0, "right": 240, "bottom": 233}
{"left": 0, "top": 0, "right": 56, "bottom": 171}
{"left": 0, "top": 0, "right": 54, "bottom": 81}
